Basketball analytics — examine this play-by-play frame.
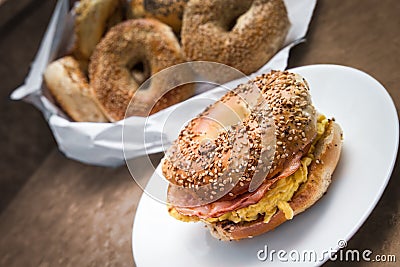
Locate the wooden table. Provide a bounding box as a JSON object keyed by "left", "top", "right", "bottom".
{"left": 0, "top": 0, "right": 399, "bottom": 266}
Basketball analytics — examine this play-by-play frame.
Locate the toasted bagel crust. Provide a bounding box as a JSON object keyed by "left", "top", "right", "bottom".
{"left": 206, "top": 121, "right": 343, "bottom": 240}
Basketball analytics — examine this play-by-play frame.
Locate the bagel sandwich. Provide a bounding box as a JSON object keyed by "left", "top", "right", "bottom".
{"left": 162, "top": 70, "right": 343, "bottom": 241}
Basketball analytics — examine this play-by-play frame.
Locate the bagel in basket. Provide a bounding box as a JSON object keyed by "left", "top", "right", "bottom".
{"left": 163, "top": 70, "right": 343, "bottom": 240}
{"left": 181, "top": 0, "right": 290, "bottom": 74}
{"left": 129, "top": 0, "right": 189, "bottom": 33}
{"left": 43, "top": 56, "right": 108, "bottom": 122}
{"left": 73, "top": 0, "right": 124, "bottom": 60}
{"left": 89, "top": 18, "right": 195, "bottom": 121}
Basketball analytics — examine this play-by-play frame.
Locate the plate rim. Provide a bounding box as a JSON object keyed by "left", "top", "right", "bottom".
{"left": 289, "top": 64, "right": 399, "bottom": 265}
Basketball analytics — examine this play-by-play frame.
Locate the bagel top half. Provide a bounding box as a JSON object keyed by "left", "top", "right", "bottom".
{"left": 162, "top": 71, "right": 317, "bottom": 206}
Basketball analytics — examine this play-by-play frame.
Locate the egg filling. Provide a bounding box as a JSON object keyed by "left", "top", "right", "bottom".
{"left": 169, "top": 115, "right": 329, "bottom": 224}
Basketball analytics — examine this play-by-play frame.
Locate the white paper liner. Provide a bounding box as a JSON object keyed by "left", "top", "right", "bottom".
{"left": 11, "top": 0, "right": 317, "bottom": 167}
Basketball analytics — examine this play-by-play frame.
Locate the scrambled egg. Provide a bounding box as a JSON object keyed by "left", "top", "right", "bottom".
{"left": 170, "top": 115, "right": 329, "bottom": 224}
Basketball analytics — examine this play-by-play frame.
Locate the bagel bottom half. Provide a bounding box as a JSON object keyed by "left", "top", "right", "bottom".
{"left": 205, "top": 120, "right": 343, "bottom": 241}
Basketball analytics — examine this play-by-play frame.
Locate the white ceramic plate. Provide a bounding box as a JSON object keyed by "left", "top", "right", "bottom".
{"left": 132, "top": 65, "right": 399, "bottom": 266}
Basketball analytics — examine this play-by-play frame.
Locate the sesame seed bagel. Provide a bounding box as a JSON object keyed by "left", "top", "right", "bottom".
{"left": 163, "top": 70, "right": 317, "bottom": 206}
{"left": 181, "top": 0, "right": 290, "bottom": 74}
{"left": 130, "top": 0, "right": 189, "bottom": 33}
{"left": 43, "top": 56, "right": 108, "bottom": 122}
{"left": 89, "top": 18, "right": 194, "bottom": 121}
{"left": 74, "top": 0, "right": 124, "bottom": 60}
{"left": 206, "top": 120, "right": 343, "bottom": 240}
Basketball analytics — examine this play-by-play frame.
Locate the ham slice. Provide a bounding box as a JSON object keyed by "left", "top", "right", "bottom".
{"left": 169, "top": 152, "right": 303, "bottom": 219}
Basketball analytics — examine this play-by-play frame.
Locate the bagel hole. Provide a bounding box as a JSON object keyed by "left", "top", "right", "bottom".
{"left": 224, "top": 2, "right": 253, "bottom": 31}
{"left": 130, "top": 61, "right": 151, "bottom": 87}
{"left": 226, "top": 15, "right": 241, "bottom": 31}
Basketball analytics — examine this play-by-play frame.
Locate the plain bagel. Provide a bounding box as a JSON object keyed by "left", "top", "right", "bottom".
{"left": 43, "top": 56, "right": 108, "bottom": 122}
{"left": 89, "top": 18, "right": 194, "bottom": 121}
{"left": 74, "top": 0, "right": 124, "bottom": 60}
{"left": 181, "top": 0, "right": 290, "bottom": 74}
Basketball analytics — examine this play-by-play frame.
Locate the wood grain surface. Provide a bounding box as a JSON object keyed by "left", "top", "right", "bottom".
{"left": 0, "top": 0, "right": 38, "bottom": 28}
{"left": 0, "top": 0, "right": 56, "bottom": 213}
{"left": 0, "top": 0, "right": 399, "bottom": 266}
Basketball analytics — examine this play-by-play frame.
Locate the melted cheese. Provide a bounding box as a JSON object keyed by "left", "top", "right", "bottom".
{"left": 169, "top": 115, "right": 329, "bottom": 224}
